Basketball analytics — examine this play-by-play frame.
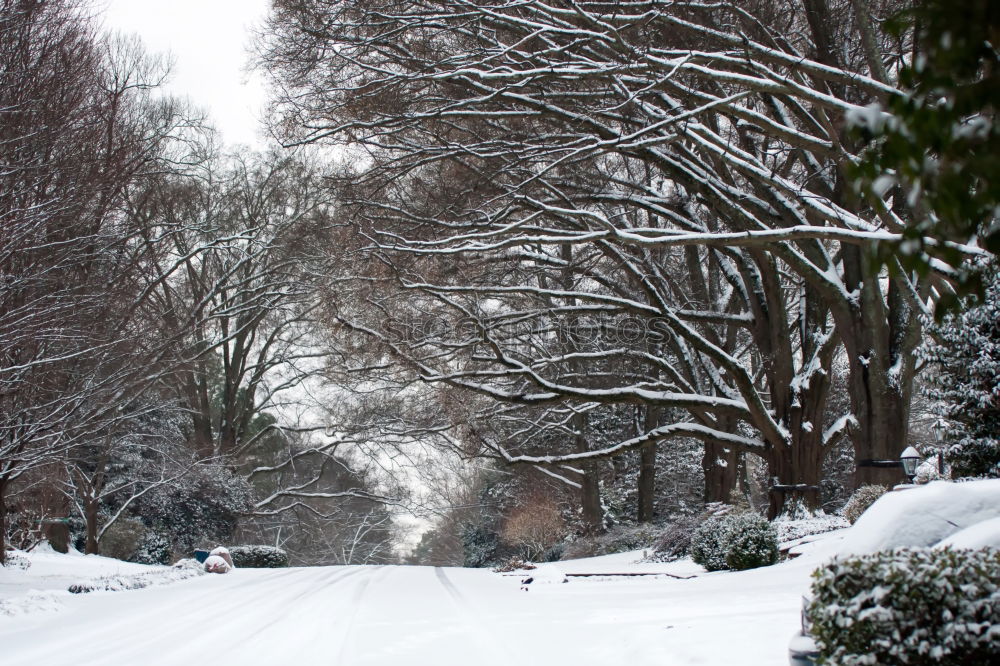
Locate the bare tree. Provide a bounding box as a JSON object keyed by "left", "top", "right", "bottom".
{"left": 259, "top": 1, "right": 968, "bottom": 514}
{"left": 0, "top": 0, "right": 190, "bottom": 561}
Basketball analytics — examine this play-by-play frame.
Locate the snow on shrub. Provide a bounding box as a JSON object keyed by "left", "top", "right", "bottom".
{"left": 722, "top": 512, "right": 779, "bottom": 571}
{"left": 842, "top": 484, "right": 888, "bottom": 524}
{"left": 1, "top": 551, "right": 30, "bottom": 571}
{"left": 691, "top": 512, "right": 779, "bottom": 572}
{"left": 774, "top": 512, "right": 849, "bottom": 545}
{"left": 807, "top": 547, "right": 1000, "bottom": 665}
{"left": 690, "top": 515, "right": 729, "bottom": 571}
{"left": 134, "top": 532, "right": 172, "bottom": 565}
{"left": 229, "top": 545, "right": 289, "bottom": 568}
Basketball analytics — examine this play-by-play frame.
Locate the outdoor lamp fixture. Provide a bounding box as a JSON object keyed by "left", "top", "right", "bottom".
{"left": 900, "top": 446, "right": 921, "bottom": 483}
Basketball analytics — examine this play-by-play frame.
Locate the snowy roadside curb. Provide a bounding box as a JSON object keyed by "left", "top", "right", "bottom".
{"left": 68, "top": 559, "right": 205, "bottom": 595}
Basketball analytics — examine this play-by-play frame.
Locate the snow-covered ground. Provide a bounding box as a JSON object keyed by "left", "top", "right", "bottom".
{"left": 3, "top": 479, "right": 997, "bottom": 665}
{"left": 0, "top": 546, "right": 821, "bottom": 665}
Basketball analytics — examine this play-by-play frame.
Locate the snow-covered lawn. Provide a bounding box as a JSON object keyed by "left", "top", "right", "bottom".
{"left": 4, "top": 480, "right": 997, "bottom": 666}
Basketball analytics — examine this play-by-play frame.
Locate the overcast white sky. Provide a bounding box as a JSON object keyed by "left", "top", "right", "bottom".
{"left": 101, "top": 0, "right": 271, "bottom": 148}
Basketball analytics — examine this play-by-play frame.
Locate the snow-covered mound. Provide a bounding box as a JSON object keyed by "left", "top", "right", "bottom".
{"left": 523, "top": 564, "right": 567, "bottom": 584}
{"left": 204, "top": 555, "right": 232, "bottom": 574}
{"left": 835, "top": 479, "right": 1000, "bottom": 556}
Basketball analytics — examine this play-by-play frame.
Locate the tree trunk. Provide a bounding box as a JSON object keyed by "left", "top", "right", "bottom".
{"left": 837, "top": 239, "right": 921, "bottom": 491}
{"left": 637, "top": 406, "right": 658, "bottom": 523}
{"left": 766, "top": 441, "right": 824, "bottom": 519}
{"left": 84, "top": 498, "right": 100, "bottom": 555}
{"left": 703, "top": 440, "right": 739, "bottom": 504}
{"left": 0, "top": 477, "right": 7, "bottom": 565}
{"left": 568, "top": 401, "right": 603, "bottom": 533}
{"left": 579, "top": 465, "right": 603, "bottom": 534}
{"left": 638, "top": 441, "right": 656, "bottom": 523}
{"left": 574, "top": 413, "right": 603, "bottom": 534}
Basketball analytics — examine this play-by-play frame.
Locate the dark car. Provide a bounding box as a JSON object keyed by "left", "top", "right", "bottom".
{"left": 789, "top": 596, "right": 820, "bottom": 665}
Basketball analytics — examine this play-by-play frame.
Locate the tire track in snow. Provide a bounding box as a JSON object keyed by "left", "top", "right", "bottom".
{"left": 233, "top": 565, "right": 368, "bottom": 643}
{"left": 433, "top": 567, "right": 522, "bottom": 666}
{"left": 331, "top": 565, "right": 395, "bottom": 664}
{"left": 77, "top": 566, "right": 357, "bottom": 666}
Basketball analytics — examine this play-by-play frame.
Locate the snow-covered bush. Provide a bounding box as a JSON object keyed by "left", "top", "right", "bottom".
{"left": 462, "top": 524, "right": 501, "bottom": 568}
{"left": 691, "top": 512, "right": 778, "bottom": 571}
{"left": 807, "top": 548, "right": 1000, "bottom": 665}
{"left": 774, "top": 512, "right": 849, "bottom": 545}
{"left": 690, "top": 516, "right": 729, "bottom": 571}
{"left": 172, "top": 558, "right": 203, "bottom": 572}
{"left": 69, "top": 564, "right": 204, "bottom": 594}
{"left": 923, "top": 266, "right": 1000, "bottom": 479}
{"left": 842, "top": 484, "right": 888, "bottom": 524}
{"left": 1, "top": 551, "right": 30, "bottom": 571}
{"left": 229, "top": 545, "right": 289, "bottom": 568}
{"left": 723, "top": 512, "right": 778, "bottom": 571}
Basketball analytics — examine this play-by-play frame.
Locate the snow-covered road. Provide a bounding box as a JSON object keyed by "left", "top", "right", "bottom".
{"left": 1, "top": 555, "right": 811, "bottom": 665}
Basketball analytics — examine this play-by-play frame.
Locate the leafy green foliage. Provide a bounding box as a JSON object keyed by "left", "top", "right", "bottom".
{"left": 808, "top": 548, "right": 1000, "bottom": 665}
{"left": 853, "top": 0, "right": 1000, "bottom": 311}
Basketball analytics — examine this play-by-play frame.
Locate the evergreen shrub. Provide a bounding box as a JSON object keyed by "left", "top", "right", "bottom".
{"left": 807, "top": 548, "right": 1000, "bottom": 665}
{"left": 842, "top": 484, "right": 888, "bottom": 524}
{"left": 690, "top": 515, "right": 729, "bottom": 571}
{"left": 229, "top": 545, "right": 289, "bottom": 568}
{"left": 723, "top": 512, "right": 779, "bottom": 571}
{"left": 691, "top": 512, "right": 778, "bottom": 571}
{"left": 462, "top": 525, "right": 500, "bottom": 568}
{"left": 949, "top": 437, "right": 1000, "bottom": 479}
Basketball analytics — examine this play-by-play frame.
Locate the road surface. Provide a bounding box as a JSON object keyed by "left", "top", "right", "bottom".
{"left": 2, "top": 561, "right": 803, "bottom": 665}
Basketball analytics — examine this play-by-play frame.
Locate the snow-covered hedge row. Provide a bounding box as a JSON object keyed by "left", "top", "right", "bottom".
{"left": 68, "top": 558, "right": 204, "bottom": 594}
{"left": 690, "top": 512, "right": 778, "bottom": 571}
{"left": 229, "top": 545, "right": 289, "bottom": 568}
{"left": 808, "top": 548, "right": 1000, "bottom": 665}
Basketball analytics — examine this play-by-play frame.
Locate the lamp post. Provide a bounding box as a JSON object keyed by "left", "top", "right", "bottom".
{"left": 900, "top": 446, "right": 921, "bottom": 483}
